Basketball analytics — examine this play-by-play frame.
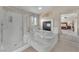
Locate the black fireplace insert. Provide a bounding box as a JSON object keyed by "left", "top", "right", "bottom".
{"left": 43, "top": 21, "right": 51, "bottom": 31}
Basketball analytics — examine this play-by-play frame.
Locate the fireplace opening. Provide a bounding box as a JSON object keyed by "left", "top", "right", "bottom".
{"left": 43, "top": 21, "right": 51, "bottom": 31}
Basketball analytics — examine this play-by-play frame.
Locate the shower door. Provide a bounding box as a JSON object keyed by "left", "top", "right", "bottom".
{"left": 0, "top": 11, "right": 4, "bottom": 47}
{"left": 2, "top": 11, "right": 23, "bottom": 51}
{"left": 0, "top": 16, "right": 1, "bottom": 46}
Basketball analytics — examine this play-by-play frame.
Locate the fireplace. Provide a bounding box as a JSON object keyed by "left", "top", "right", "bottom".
{"left": 43, "top": 21, "right": 51, "bottom": 31}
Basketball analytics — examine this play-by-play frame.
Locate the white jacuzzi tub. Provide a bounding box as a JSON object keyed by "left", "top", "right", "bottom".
{"left": 30, "top": 30, "right": 58, "bottom": 52}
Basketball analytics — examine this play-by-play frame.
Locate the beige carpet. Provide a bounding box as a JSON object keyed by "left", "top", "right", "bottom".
{"left": 50, "top": 39, "right": 79, "bottom": 52}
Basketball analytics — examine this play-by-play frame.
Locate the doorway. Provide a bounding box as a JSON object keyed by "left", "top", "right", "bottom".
{"left": 60, "top": 13, "right": 77, "bottom": 35}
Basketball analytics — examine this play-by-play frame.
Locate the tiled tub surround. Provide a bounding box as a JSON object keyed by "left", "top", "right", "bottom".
{"left": 30, "top": 30, "right": 58, "bottom": 52}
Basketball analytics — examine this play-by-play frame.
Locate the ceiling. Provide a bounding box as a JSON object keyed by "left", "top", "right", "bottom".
{"left": 15, "top": 6, "right": 52, "bottom": 14}
{"left": 15, "top": 6, "right": 79, "bottom": 14}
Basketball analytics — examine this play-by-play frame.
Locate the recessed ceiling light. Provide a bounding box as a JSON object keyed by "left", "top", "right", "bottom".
{"left": 38, "top": 7, "right": 42, "bottom": 10}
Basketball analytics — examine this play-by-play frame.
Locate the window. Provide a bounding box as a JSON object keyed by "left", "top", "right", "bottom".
{"left": 31, "top": 16, "right": 37, "bottom": 26}
{"left": 34, "top": 16, "right": 37, "bottom": 25}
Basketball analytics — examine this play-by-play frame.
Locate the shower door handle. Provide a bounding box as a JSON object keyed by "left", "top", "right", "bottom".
{"left": 1, "top": 24, "right": 3, "bottom": 26}
{"left": 1, "top": 23, "right": 3, "bottom": 44}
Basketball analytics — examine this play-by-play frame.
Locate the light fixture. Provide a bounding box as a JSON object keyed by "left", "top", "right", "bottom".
{"left": 38, "top": 7, "right": 42, "bottom": 10}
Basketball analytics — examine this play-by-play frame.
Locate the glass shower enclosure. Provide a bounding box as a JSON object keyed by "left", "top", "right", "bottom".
{"left": 0, "top": 10, "right": 23, "bottom": 51}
